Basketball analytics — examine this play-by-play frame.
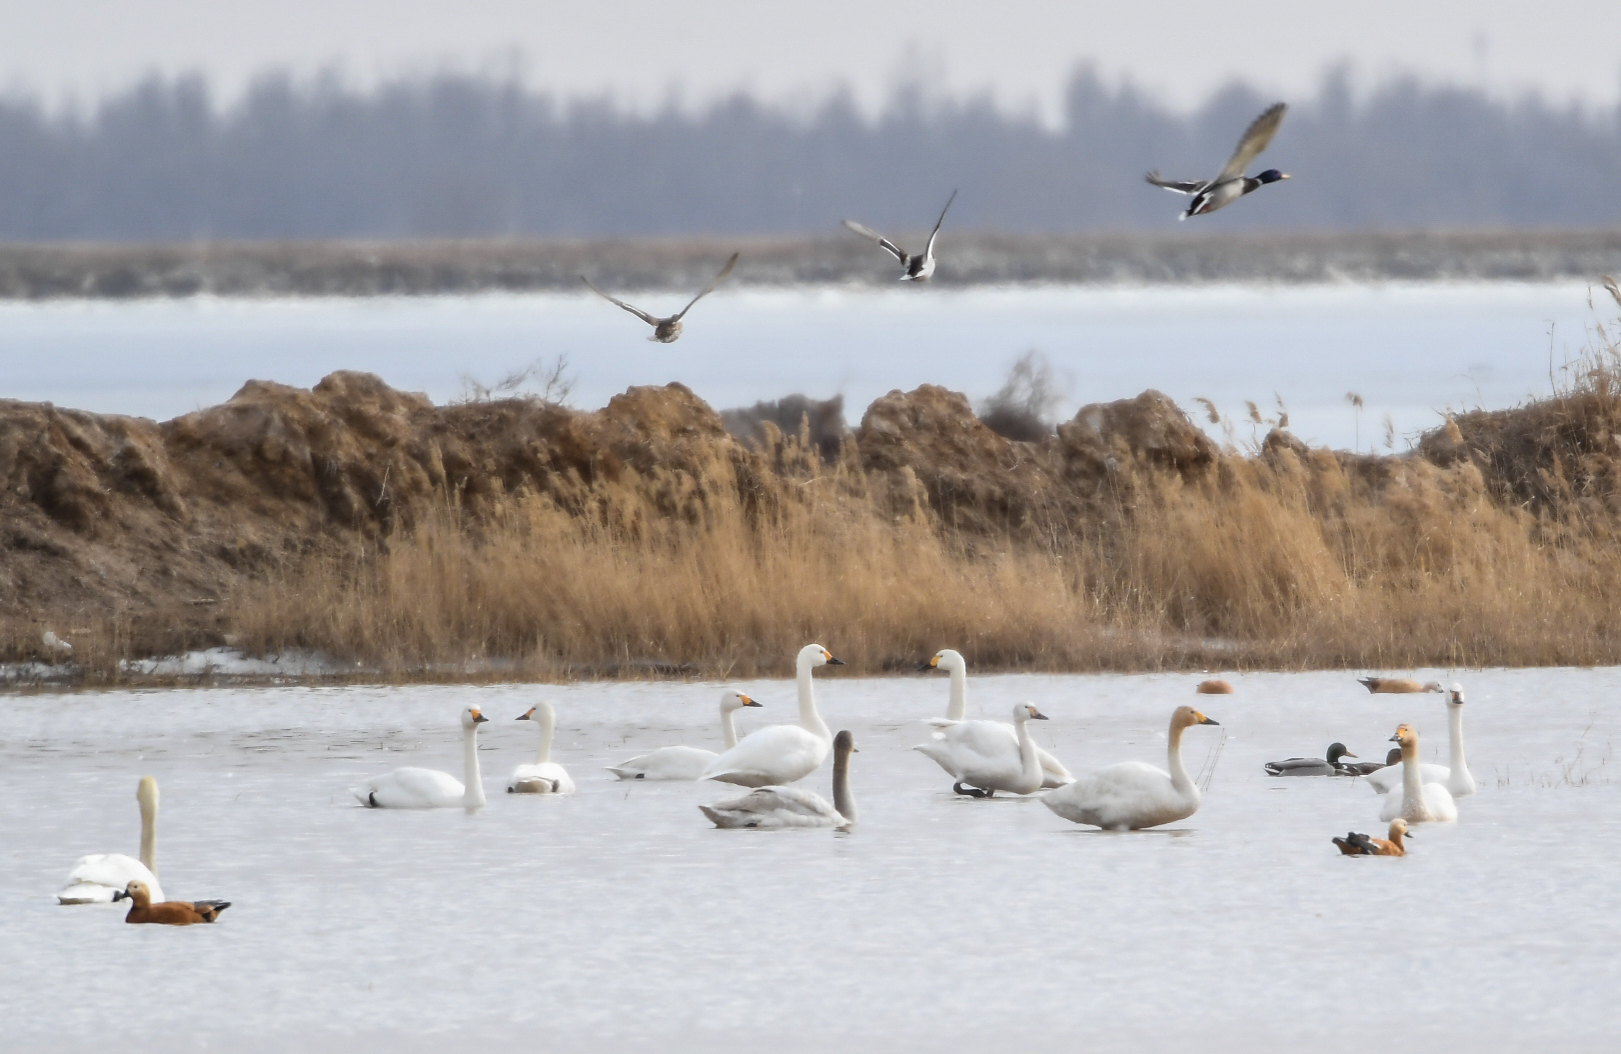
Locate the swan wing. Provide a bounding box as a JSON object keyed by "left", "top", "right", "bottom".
{"left": 700, "top": 786, "right": 841, "bottom": 828}
{"left": 1378, "top": 779, "right": 1458, "bottom": 823}
{"left": 1215, "top": 102, "right": 1287, "bottom": 183}
{"left": 509, "top": 762, "right": 577, "bottom": 795}
{"left": 1035, "top": 744, "right": 1073, "bottom": 786}
{"left": 1043, "top": 761, "right": 1193, "bottom": 830}
{"left": 912, "top": 738, "right": 962, "bottom": 778}
{"left": 58, "top": 854, "right": 163, "bottom": 904}
{"left": 701, "top": 724, "right": 827, "bottom": 787}
{"left": 934, "top": 720, "right": 1026, "bottom": 787}
{"left": 607, "top": 745, "right": 716, "bottom": 781}
{"left": 353, "top": 766, "right": 465, "bottom": 809}
{"left": 1363, "top": 762, "right": 1450, "bottom": 794}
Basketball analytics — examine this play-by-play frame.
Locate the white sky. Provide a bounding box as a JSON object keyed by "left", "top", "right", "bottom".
{"left": 2, "top": 1, "right": 1619, "bottom": 116}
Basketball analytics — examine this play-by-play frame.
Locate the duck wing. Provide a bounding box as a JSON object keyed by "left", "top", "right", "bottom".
{"left": 670, "top": 252, "right": 739, "bottom": 322}
{"left": 842, "top": 219, "right": 908, "bottom": 264}
{"left": 1144, "top": 170, "right": 1207, "bottom": 195}
{"left": 1215, "top": 102, "right": 1287, "bottom": 183}
{"left": 923, "top": 189, "right": 957, "bottom": 258}
{"left": 580, "top": 277, "right": 662, "bottom": 327}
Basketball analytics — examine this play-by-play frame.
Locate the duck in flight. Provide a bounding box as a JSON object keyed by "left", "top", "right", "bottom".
{"left": 581, "top": 252, "right": 739, "bottom": 343}
{"left": 842, "top": 189, "right": 957, "bottom": 281}
{"left": 1146, "top": 103, "right": 1290, "bottom": 218}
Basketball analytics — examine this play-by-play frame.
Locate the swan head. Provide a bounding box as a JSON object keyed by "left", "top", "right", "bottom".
{"left": 721, "top": 690, "right": 762, "bottom": 712}
{"left": 1447, "top": 684, "right": 1466, "bottom": 706}
{"left": 1172, "top": 705, "right": 1220, "bottom": 729}
{"left": 463, "top": 707, "right": 490, "bottom": 729}
{"left": 799, "top": 643, "right": 845, "bottom": 669}
{"left": 924, "top": 649, "right": 965, "bottom": 674}
{"left": 1422, "top": 681, "right": 1445, "bottom": 693}
{"left": 1389, "top": 723, "right": 1417, "bottom": 747}
{"left": 833, "top": 729, "right": 857, "bottom": 755}
{"left": 1012, "top": 703, "right": 1049, "bottom": 722}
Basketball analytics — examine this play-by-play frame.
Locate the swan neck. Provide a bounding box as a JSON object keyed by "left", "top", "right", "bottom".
{"left": 464, "top": 720, "right": 486, "bottom": 808}
{"left": 832, "top": 745, "right": 856, "bottom": 824}
{"left": 535, "top": 706, "right": 555, "bottom": 765}
{"left": 1166, "top": 719, "right": 1196, "bottom": 796}
{"left": 1447, "top": 704, "right": 1469, "bottom": 778}
{"left": 1401, "top": 740, "right": 1423, "bottom": 810}
{"left": 797, "top": 658, "right": 831, "bottom": 741}
{"left": 138, "top": 793, "right": 158, "bottom": 875}
{"left": 1016, "top": 717, "right": 1043, "bottom": 792}
{"left": 946, "top": 665, "right": 967, "bottom": 722}
{"left": 720, "top": 705, "right": 739, "bottom": 751}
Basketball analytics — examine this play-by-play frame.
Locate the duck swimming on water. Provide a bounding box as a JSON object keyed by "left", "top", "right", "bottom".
{"left": 842, "top": 189, "right": 957, "bottom": 281}
{"left": 1264, "top": 742, "right": 1358, "bottom": 777}
{"left": 1146, "top": 102, "right": 1290, "bottom": 218}
{"left": 114, "top": 879, "right": 230, "bottom": 925}
{"left": 581, "top": 252, "right": 738, "bottom": 343}
{"left": 1333, "top": 818, "right": 1412, "bottom": 857}
{"left": 1339, "top": 747, "right": 1401, "bottom": 777}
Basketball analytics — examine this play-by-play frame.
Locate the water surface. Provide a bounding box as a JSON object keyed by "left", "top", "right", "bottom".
{"left": 2, "top": 668, "right": 1616, "bottom": 1052}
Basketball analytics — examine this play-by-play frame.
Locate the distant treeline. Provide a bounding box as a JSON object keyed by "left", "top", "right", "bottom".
{"left": 0, "top": 67, "right": 1618, "bottom": 241}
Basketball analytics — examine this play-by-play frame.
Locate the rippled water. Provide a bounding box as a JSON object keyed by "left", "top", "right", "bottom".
{"left": 3, "top": 669, "right": 1618, "bottom": 1052}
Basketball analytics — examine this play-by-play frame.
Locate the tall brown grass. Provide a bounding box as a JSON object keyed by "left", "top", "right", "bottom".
{"left": 230, "top": 371, "right": 1621, "bottom": 678}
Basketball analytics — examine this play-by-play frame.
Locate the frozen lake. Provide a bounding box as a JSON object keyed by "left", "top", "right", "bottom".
{"left": 3, "top": 667, "right": 1618, "bottom": 1053}
{"left": 0, "top": 280, "right": 1612, "bottom": 452}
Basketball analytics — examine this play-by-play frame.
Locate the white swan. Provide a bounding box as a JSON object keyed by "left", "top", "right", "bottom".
{"left": 1379, "top": 723, "right": 1458, "bottom": 823}
{"left": 1042, "top": 705, "right": 1220, "bottom": 830}
{"left": 58, "top": 776, "right": 165, "bottom": 904}
{"left": 700, "top": 644, "right": 842, "bottom": 787}
{"left": 913, "top": 649, "right": 1072, "bottom": 792}
{"left": 1363, "top": 683, "right": 1475, "bottom": 797}
{"left": 509, "top": 701, "right": 576, "bottom": 794}
{"left": 607, "top": 691, "right": 762, "bottom": 780}
{"left": 925, "top": 703, "right": 1052, "bottom": 798}
{"left": 700, "top": 729, "right": 858, "bottom": 829}
{"left": 352, "top": 707, "right": 489, "bottom": 809}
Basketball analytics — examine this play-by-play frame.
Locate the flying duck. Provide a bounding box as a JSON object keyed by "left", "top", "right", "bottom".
{"left": 842, "top": 189, "right": 957, "bottom": 281}
{"left": 1146, "top": 102, "right": 1290, "bottom": 218}
{"left": 581, "top": 252, "right": 739, "bottom": 343}
{"left": 1264, "top": 742, "right": 1359, "bottom": 777}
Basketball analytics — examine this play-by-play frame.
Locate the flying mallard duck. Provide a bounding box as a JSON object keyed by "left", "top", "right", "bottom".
{"left": 842, "top": 189, "right": 957, "bottom": 281}
{"left": 581, "top": 252, "right": 739, "bottom": 343}
{"left": 1146, "top": 103, "right": 1290, "bottom": 218}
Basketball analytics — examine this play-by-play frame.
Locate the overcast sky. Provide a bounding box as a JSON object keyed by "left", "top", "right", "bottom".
{"left": 3, "top": 1, "right": 1619, "bottom": 115}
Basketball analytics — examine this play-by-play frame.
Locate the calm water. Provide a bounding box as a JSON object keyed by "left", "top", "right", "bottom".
{"left": 2, "top": 668, "right": 1618, "bottom": 1052}
{"left": 0, "top": 281, "right": 1611, "bottom": 452}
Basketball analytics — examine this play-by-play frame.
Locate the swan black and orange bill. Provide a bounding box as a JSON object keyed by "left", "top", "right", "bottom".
{"left": 741, "top": 695, "right": 763, "bottom": 707}
{"left": 825, "top": 655, "right": 846, "bottom": 665}
{"left": 471, "top": 709, "right": 489, "bottom": 723}
{"left": 515, "top": 708, "right": 534, "bottom": 720}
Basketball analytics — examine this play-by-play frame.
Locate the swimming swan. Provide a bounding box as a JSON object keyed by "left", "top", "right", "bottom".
{"left": 701, "top": 644, "right": 843, "bottom": 787}
{"left": 113, "top": 879, "right": 229, "bottom": 925}
{"left": 700, "top": 729, "right": 858, "bottom": 830}
{"left": 1364, "top": 684, "right": 1475, "bottom": 798}
{"left": 913, "top": 649, "right": 1071, "bottom": 791}
{"left": 57, "top": 776, "right": 165, "bottom": 904}
{"left": 1333, "top": 818, "right": 1412, "bottom": 857}
{"left": 607, "top": 691, "right": 763, "bottom": 780}
{"left": 1042, "top": 706, "right": 1221, "bottom": 830}
{"left": 509, "top": 701, "right": 576, "bottom": 795}
{"left": 352, "top": 707, "right": 489, "bottom": 809}
{"left": 1378, "top": 724, "right": 1457, "bottom": 823}
{"left": 926, "top": 703, "right": 1052, "bottom": 798}
{"left": 1263, "top": 742, "right": 1358, "bottom": 777}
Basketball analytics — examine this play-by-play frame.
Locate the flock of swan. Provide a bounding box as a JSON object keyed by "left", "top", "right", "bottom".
{"left": 57, "top": 643, "right": 1475, "bottom": 921}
